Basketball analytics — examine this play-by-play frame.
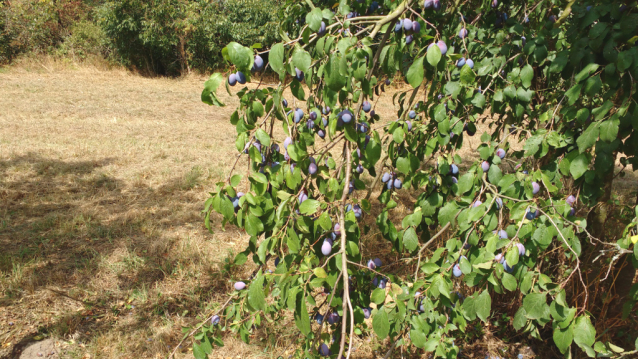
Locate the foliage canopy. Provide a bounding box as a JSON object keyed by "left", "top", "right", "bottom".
{"left": 198, "top": 0, "right": 638, "bottom": 358}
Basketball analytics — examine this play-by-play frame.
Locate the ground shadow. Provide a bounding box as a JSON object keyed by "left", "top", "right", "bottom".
{"left": 0, "top": 153, "right": 232, "bottom": 358}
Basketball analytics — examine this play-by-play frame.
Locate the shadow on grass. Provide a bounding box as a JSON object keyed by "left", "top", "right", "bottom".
{"left": 0, "top": 153, "right": 230, "bottom": 358}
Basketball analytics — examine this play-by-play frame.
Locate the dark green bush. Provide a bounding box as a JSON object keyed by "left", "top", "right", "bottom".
{"left": 0, "top": 0, "right": 61, "bottom": 63}
{"left": 98, "top": 0, "right": 282, "bottom": 75}
{"left": 56, "top": 20, "right": 109, "bottom": 59}
{"left": 0, "top": 0, "right": 100, "bottom": 64}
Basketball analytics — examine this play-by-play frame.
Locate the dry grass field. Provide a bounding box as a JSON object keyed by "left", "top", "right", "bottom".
{"left": 1, "top": 60, "right": 636, "bottom": 359}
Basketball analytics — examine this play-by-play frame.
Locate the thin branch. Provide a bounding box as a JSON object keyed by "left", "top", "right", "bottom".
{"left": 337, "top": 143, "right": 353, "bottom": 359}
{"left": 169, "top": 295, "right": 235, "bottom": 358}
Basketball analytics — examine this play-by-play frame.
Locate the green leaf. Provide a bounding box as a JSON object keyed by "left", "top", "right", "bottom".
{"left": 520, "top": 64, "right": 533, "bottom": 88}
{"left": 459, "top": 256, "right": 471, "bottom": 274}
{"left": 516, "top": 87, "right": 533, "bottom": 103}
{"left": 445, "top": 81, "right": 461, "bottom": 98}
{"left": 427, "top": 44, "right": 442, "bottom": 66}
{"left": 523, "top": 292, "right": 548, "bottom": 320}
{"left": 513, "top": 307, "right": 527, "bottom": 330}
{"left": 269, "top": 43, "right": 285, "bottom": 79}
{"left": 193, "top": 342, "right": 208, "bottom": 359}
{"left": 505, "top": 246, "right": 519, "bottom": 266}
{"left": 553, "top": 322, "right": 574, "bottom": 354}
{"left": 488, "top": 165, "right": 502, "bottom": 184}
{"left": 574, "top": 316, "right": 596, "bottom": 347}
{"left": 403, "top": 227, "right": 419, "bottom": 252}
{"left": 475, "top": 290, "right": 491, "bottom": 322}
{"left": 411, "top": 330, "right": 427, "bottom": 349}
{"left": 227, "top": 42, "right": 253, "bottom": 70}
{"left": 313, "top": 267, "right": 328, "bottom": 278}
{"left": 472, "top": 92, "right": 486, "bottom": 108}
{"left": 365, "top": 138, "right": 382, "bottom": 165}
{"left": 248, "top": 274, "right": 266, "bottom": 310}
{"left": 577, "top": 123, "right": 600, "bottom": 152}
{"left": 406, "top": 56, "right": 425, "bottom": 88}
{"left": 290, "top": 78, "right": 306, "bottom": 100}
{"left": 393, "top": 127, "right": 405, "bottom": 143}
{"left": 575, "top": 63, "right": 599, "bottom": 82}
{"left": 421, "top": 262, "right": 440, "bottom": 274}
{"left": 299, "top": 199, "right": 320, "bottom": 215}
{"left": 460, "top": 65, "right": 476, "bottom": 84}
{"left": 254, "top": 129, "right": 270, "bottom": 146}
{"left": 373, "top": 308, "right": 390, "bottom": 339}
{"left": 599, "top": 118, "right": 619, "bottom": 142}
{"left": 201, "top": 73, "right": 226, "bottom": 107}
{"left": 570, "top": 154, "right": 589, "bottom": 179}
{"left": 502, "top": 272, "right": 517, "bottom": 291}
{"left": 584, "top": 75, "right": 602, "bottom": 97}
{"left": 305, "top": 8, "right": 323, "bottom": 31}
{"left": 230, "top": 174, "right": 242, "bottom": 187}
{"left": 287, "top": 230, "right": 300, "bottom": 253}
{"left": 617, "top": 51, "right": 633, "bottom": 72}
{"left": 295, "top": 293, "right": 311, "bottom": 336}
{"left": 438, "top": 202, "right": 458, "bottom": 226}
{"left": 245, "top": 214, "right": 264, "bottom": 236}
{"left": 423, "top": 339, "right": 439, "bottom": 352}
{"left": 371, "top": 288, "right": 385, "bottom": 304}
{"left": 325, "top": 53, "right": 346, "bottom": 92}
{"left": 565, "top": 84, "right": 582, "bottom": 106}
{"left": 292, "top": 48, "right": 311, "bottom": 74}
{"left": 457, "top": 173, "right": 474, "bottom": 193}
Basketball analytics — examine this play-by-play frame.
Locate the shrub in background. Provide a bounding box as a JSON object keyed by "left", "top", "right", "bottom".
{"left": 98, "top": 0, "right": 282, "bottom": 75}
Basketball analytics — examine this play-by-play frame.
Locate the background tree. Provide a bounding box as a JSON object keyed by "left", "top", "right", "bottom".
{"left": 196, "top": 0, "right": 638, "bottom": 358}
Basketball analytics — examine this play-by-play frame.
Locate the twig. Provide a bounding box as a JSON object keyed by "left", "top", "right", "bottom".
{"left": 169, "top": 295, "right": 235, "bottom": 358}
{"left": 537, "top": 208, "right": 588, "bottom": 314}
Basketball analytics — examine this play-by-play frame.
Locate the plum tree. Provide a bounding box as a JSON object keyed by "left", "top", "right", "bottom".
{"left": 196, "top": 1, "right": 638, "bottom": 358}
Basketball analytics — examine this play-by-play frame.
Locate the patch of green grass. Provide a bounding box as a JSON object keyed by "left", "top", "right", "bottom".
{"left": 181, "top": 166, "right": 203, "bottom": 190}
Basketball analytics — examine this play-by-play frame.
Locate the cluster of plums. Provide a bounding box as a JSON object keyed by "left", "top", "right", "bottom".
{"left": 346, "top": 204, "right": 363, "bottom": 219}
{"left": 493, "top": 243, "right": 526, "bottom": 273}
{"left": 423, "top": 0, "right": 441, "bottom": 10}
{"left": 394, "top": 18, "right": 421, "bottom": 44}
{"left": 457, "top": 57, "right": 474, "bottom": 69}
{"left": 381, "top": 172, "right": 402, "bottom": 190}
{"left": 228, "top": 55, "right": 266, "bottom": 86}
{"left": 227, "top": 71, "right": 246, "bottom": 86}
